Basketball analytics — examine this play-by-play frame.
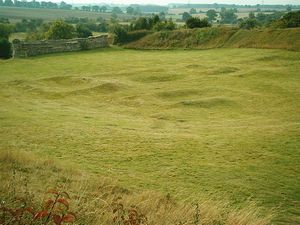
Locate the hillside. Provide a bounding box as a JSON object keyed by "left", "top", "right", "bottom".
{"left": 1, "top": 48, "right": 299, "bottom": 224}
{"left": 124, "top": 27, "right": 300, "bottom": 51}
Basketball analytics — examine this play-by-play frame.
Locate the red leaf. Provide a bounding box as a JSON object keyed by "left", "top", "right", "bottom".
{"left": 44, "top": 199, "right": 54, "bottom": 209}
{"left": 24, "top": 207, "right": 35, "bottom": 215}
{"left": 52, "top": 214, "right": 62, "bottom": 225}
{"left": 34, "top": 210, "right": 49, "bottom": 220}
{"left": 57, "top": 198, "right": 69, "bottom": 209}
{"left": 62, "top": 214, "right": 76, "bottom": 222}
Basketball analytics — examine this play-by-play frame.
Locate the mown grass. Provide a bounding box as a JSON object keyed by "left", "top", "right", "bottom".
{"left": 0, "top": 48, "right": 299, "bottom": 224}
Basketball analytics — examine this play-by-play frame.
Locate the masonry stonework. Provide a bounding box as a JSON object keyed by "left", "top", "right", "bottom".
{"left": 12, "top": 35, "right": 109, "bottom": 58}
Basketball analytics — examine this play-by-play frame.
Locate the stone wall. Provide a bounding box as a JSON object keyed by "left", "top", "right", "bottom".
{"left": 12, "top": 35, "right": 109, "bottom": 58}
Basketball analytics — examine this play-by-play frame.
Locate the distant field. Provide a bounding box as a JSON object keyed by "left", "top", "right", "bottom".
{"left": 0, "top": 6, "right": 132, "bottom": 21}
{"left": 0, "top": 48, "right": 299, "bottom": 224}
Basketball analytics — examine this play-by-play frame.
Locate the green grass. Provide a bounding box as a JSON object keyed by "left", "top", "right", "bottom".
{"left": 0, "top": 6, "right": 132, "bottom": 21}
{"left": 0, "top": 48, "right": 299, "bottom": 224}
{"left": 125, "top": 27, "right": 300, "bottom": 51}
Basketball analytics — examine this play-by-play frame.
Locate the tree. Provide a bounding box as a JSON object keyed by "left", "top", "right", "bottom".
{"left": 59, "top": 1, "right": 72, "bottom": 10}
{"left": 189, "top": 8, "right": 197, "bottom": 14}
{"left": 249, "top": 11, "right": 255, "bottom": 19}
{"left": 0, "top": 0, "right": 3, "bottom": 6}
{"left": 186, "top": 17, "right": 210, "bottom": 29}
{"left": 239, "top": 18, "right": 259, "bottom": 29}
{"left": 111, "top": 24, "right": 127, "bottom": 44}
{"left": 100, "top": 6, "right": 107, "bottom": 12}
{"left": 0, "top": 23, "right": 13, "bottom": 39}
{"left": 134, "top": 17, "right": 149, "bottom": 30}
{"left": 112, "top": 7, "right": 123, "bottom": 14}
{"left": 206, "top": 9, "right": 217, "bottom": 22}
{"left": 220, "top": 8, "right": 238, "bottom": 24}
{"left": 271, "top": 10, "right": 300, "bottom": 28}
{"left": 46, "top": 21, "right": 76, "bottom": 40}
{"left": 4, "top": 0, "right": 13, "bottom": 6}
{"left": 153, "top": 19, "right": 176, "bottom": 31}
{"left": 182, "top": 12, "right": 192, "bottom": 22}
{"left": 159, "top": 12, "right": 166, "bottom": 20}
{"left": 126, "top": 6, "right": 134, "bottom": 14}
{"left": 92, "top": 5, "right": 100, "bottom": 12}
{"left": 0, "top": 38, "right": 12, "bottom": 59}
{"left": 76, "top": 24, "right": 92, "bottom": 38}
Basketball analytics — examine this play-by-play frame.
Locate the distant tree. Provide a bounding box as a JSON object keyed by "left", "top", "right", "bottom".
{"left": 206, "top": 9, "right": 217, "bottom": 22}
{"left": 112, "top": 7, "right": 123, "bottom": 14}
{"left": 100, "top": 6, "right": 107, "bottom": 12}
{"left": 248, "top": 11, "right": 255, "bottom": 19}
{"left": 0, "top": 23, "right": 13, "bottom": 39}
{"left": 281, "top": 10, "right": 300, "bottom": 27}
{"left": 0, "top": 38, "right": 12, "bottom": 59}
{"left": 152, "top": 15, "right": 160, "bottom": 24}
{"left": 4, "top": 0, "right": 13, "bottom": 6}
{"left": 111, "top": 24, "right": 127, "bottom": 44}
{"left": 134, "top": 17, "right": 149, "bottom": 30}
{"left": 189, "top": 8, "right": 197, "bottom": 14}
{"left": 186, "top": 17, "right": 210, "bottom": 29}
{"left": 76, "top": 23, "right": 92, "bottom": 38}
{"left": 0, "top": 0, "right": 3, "bottom": 6}
{"left": 220, "top": 8, "right": 238, "bottom": 24}
{"left": 81, "top": 5, "right": 91, "bottom": 11}
{"left": 153, "top": 18, "right": 176, "bottom": 31}
{"left": 110, "top": 12, "right": 118, "bottom": 23}
{"left": 159, "top": 12, "right": 166, "bottom": 20}
{"left": 239, "top": 18, "right": 259, "bottom": 29}
{"left": 126, "top": 6, "right": 134, "bottom": 14}
{"left": 182, "top": 12, "right": 192, "bottom": 22}
{"left": 92, "top": 5, "right": 100, "bottom": 12}
{"left": 286, "top": 5, "right": 292, "bottom": 12}
{"left": 271, "top": 10, "right": 300, "bottom": 28}
{"left": 0, "top": 17, "right": 10, "bottom": 24}
{"left": 59, "top": 1, "right": 72, "bottom": 10}
{"left": 46, "top": 20, "right": 76, "bottom": 40}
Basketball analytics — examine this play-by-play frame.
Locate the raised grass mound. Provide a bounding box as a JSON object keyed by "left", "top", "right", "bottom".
{"left": 125, "top": 27, "right": 300, "bottom": 51}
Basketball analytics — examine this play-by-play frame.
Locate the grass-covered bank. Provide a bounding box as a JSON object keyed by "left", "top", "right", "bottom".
{"left": 124, "top": 27, "right": 300, "bottom": 51}
{"left": 1, "top": 48, "right": 299, "bottom": 224}
{"left": 0, "top": 150, "right": 272, "bottom": 224}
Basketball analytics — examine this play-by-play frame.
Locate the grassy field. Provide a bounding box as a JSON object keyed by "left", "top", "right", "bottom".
{"left": 0, "top": 6, "right": 132, "bottom": 21}
{"left": 0, "top": 48, "right": 299, "bottom": 224}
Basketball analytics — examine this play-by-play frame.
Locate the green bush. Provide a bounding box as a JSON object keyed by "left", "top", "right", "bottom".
{"left": 112, "top": 25, "right": 152, "bottom": 44}
{"left": 239, "top": 18, "right": 259, "bottom": 29}
{"left": 0, "top": 38, "right": 12, "bottom": 59}
{"left": 186, "top": 17, "right": 211, "bottom": 29}
{"left": 271, "top": 10, "right": 300, "bottom": 28}
{"left": 45, "top": 20, "right": 76, "bottom": 40}
{"left": 0, "top": 23, "right": 14, "bottom": 39}
{"left": 76, "top": 23, "right": 92, "bottom": 38}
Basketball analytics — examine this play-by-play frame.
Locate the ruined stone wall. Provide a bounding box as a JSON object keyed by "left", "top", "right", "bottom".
{"left": 12, "top": 35, "right": 109, "bottom": 58}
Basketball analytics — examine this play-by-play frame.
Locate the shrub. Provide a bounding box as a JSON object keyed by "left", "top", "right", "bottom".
{"left": 186, "top": 17, "right": 211, "bottom": 29}
{"left": 271, "top": 10, "right": 300, "bottom": 28}
{"left": 113, "top": 25, "right": 152, "bottom": 45}
{"left": 45, "top": 20, "right": 76, "bottom": 40}
{"left": 0, "top": 23, "right": 13, "bottom": 39}
{"left": 76, "top": 23, "right": 92, "bottom": 38}
{"left": 239, "top": 18, "right": 259, "bottom": 29}
{"left": 0, "top": 38, "right": 12, "bottom": 59}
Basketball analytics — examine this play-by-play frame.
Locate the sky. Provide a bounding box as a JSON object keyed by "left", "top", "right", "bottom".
{"left": 61, "top": 0, "right": 300, "bottom": 5}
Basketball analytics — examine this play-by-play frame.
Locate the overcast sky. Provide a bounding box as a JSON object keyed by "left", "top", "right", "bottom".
{"left": 61, "top": 0, "right": 300, "bottom": 5}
